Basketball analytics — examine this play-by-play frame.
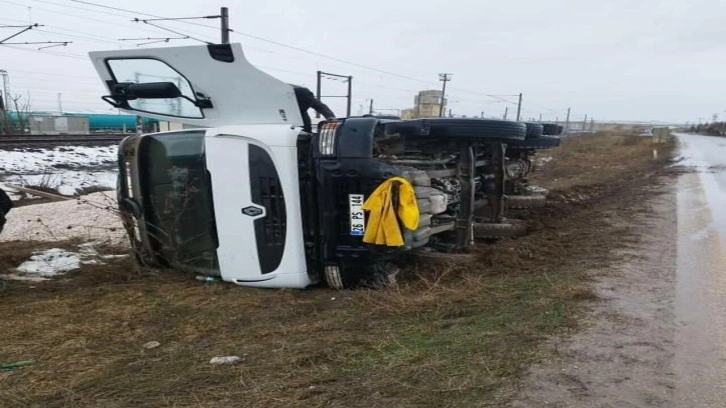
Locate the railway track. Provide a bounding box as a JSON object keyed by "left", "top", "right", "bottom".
{"left": 0, "top": 134, "right": 126, "bottom": 145}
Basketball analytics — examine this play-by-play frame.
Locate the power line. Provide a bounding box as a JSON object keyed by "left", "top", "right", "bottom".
{"left": 69, "top": 0, "right": 440, "bottom": 86}
{"left": 4, "top": 68, "right": 97, "bottom": 80}
{"left": 0, "top": 0, "right": 172, "bottom": 38}
{"left": 41, "top": 0, "right": 532, "bottom": 109}
{"left": 0, "top": 23, "right": 40, "bottom": 43}
{"left": 9, "top": 1, "right": 571, "bottom": 117}
{"left": 35, "top": 28, "right": 125, "bottom": 47}
{"left": 133, "top": 20, "right": 210, "bottom": 44}
{"left": 0, "top": 17, "right": 133, "bottom": 47}
{"left": 1, "top": 43, "right": 87, "bottom": 60}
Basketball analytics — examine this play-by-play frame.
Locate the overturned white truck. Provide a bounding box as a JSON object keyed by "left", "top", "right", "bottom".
{"left": 88, "top": 43, "right": 560, "bottom": 289}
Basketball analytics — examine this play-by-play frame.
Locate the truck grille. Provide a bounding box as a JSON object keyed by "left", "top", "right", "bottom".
{"left": 249, "top": 145, "right": 286, "bottom": 274}
{"left": 256, "top": 176, "right": 286, "bottom": 244}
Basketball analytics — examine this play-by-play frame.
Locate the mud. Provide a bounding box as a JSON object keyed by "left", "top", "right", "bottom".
{"left": 506, "top": 134, "right": 726, "bottom": 407}
{"left": 505, "top": 182, "right": 679, "bottom": 407}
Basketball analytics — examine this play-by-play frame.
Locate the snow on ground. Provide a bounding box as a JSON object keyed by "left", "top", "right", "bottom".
{"left": 0, "top": 145, "right": 117, "bottom": 174}
{"left": 0, "top": 192, "right": 126, "bottom": 245}
{"left": 0, "top": 145, "right": 119, "bottom": 199}
{"left": 0, "top": 146, "right": 130, "bottom": 281}
{"left": 1, "top": 171, "right": 118, "bottom": 197}
{"left": 10, "top": 248, "right": 82, "bottom": 281}
{"left": 2, "top": 243, "right": 128, "bottom": 281}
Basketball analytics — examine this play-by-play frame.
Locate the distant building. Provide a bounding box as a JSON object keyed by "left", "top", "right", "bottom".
{"left": 29, "top": 114, "right": 89, "bottom": 135}
{"left": 2, "top": 111, "right": 159, "bottom": 134}
{"left": 401, "top": 90, "right": 446, "bottom": 119}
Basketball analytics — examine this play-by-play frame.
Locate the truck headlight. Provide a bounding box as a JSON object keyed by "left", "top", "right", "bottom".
{"left": 319, "top": 122, "right": 339, "bottom": 157}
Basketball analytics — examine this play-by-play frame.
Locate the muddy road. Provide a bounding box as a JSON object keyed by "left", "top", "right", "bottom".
{"left": 509, "top": 133, "right": 726, "bottom": 407}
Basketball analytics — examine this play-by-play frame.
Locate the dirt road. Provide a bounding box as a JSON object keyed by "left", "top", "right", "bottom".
{"left": 508, "top": 133, "right": 726, "bottom": 407}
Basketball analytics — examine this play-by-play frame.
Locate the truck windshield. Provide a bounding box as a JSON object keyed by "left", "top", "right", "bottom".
{"left": 138, "top": 130, "right": 220, "bottom": 275}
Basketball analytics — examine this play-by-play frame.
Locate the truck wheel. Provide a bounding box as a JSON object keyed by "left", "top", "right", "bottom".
{"left": 325, "top": 263, "right": 395, "bottom": 289}
{"left": 524, "top": 123, "right": 544, "bottom": 139}
{"left": 0, "top": 187, "right": 12, "bottom": 234}
{"left": 387, "top": 118, "right": 526, "bottom": 140}
{"left": 505, "top": 195, "right": 547, "bottom": 209}
{"left": 473, "top": 221, "right": 527, "bottom": 239}
{"left": 408, "top": 250, "right": 477, "bottom": 264}
{"left": 541, "top": 123, "right": 564, "bottom": 136}
{"left": 506, "top": 136, "right": 561, "bottom": 149}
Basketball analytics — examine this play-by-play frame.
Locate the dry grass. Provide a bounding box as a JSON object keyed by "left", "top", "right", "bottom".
{"left": 532, "top": 131, "right": 674, "bottom": 192}
{"left": 0, "top": 132, "right": 675, "bottom": 408}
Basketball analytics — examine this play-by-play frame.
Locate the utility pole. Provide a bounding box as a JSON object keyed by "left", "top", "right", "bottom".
{"left": 438, "top": 73, "right": 452, "bottom": 117}
{"left": 0, "top": 91, "right": 8, "bottom": 134}
{"left": 564, "top": 107, "right": 571, "bottom": 134}
{"left": 503, "top": 107, "right": 509, "bottom": 120}
{"left": 582, "top": 113, "right": 588, "bottom": 131}
{"left": 347, "top": 76, "right": 352, "bottom": 118}
{"left": 220, "top": 7, "right": 229, "bottom": 44}
{"left": 316, "top": 71, "right": 322, "bottom": 118}
{"left": 480, "top": 111, "right": 484, "bottom": 118}
{"left": 316, "top": 70, "right": 353, "bottom": 118}
{"left": 448, "top": 108, "right": 452, "bottom": 118}
{"left": 590, "top": 118, "right": 595, "bottom": 132}
{"left": 516, "top": 92, "right": 523, "bottom": 121}
{"left": 368, "top": 99, "right": 374, "bottom": 115}
{"left": 0, "top": 70, "right": 10, "bottom": 113}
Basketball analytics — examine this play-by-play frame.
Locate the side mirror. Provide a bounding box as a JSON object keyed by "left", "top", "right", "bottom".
{"left": 102, "top": 81, "right": 212, "bottom": 110}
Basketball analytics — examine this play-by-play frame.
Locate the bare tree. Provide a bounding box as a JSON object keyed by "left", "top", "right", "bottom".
{"left": 11, "top": 94, "right": 31, "bottom": 134}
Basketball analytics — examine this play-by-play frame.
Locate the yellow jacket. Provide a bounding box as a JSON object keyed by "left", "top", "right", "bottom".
{"left": 362, "top": 177, "right": 419, "bottom": 246}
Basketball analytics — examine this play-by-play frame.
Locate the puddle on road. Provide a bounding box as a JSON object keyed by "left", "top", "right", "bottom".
{"left": 674, "top": 134, "right": 726, "bottom": 406}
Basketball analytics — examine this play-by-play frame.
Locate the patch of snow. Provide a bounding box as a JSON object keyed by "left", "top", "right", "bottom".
{"left": 2, "top": 241, "right": 128, "bottom": 281}
{"left": 0, "top": 191, "right": 126, "bottom": 245}
{"left": 537, "top": 156, "right": 554, "bottom": 164}
{"left": 15, "top": 248, "right": 82, "bottom": 278}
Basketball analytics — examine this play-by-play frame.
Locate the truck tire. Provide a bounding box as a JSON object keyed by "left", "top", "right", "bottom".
{"left": 524, "top": 123, "right": 544, "bottom": 139}
{"left": 506, "top": 136, "right": 561, "bottom": 150}
{"left": 387, "top": 118, "right": 526, "bottom": 141}
{"left": 0, "top": 187, "right": 12, "bottom": 234}
{"left": 408, "top": 250, "right": 478, "bottom": 264}
{"left": 325, "top": 263, "right": 395, "bottom": 289}
{"left": 541, "top": 123, "right": 564, "bottom": 136}
{"left": 472, "top": 221, "right": 527, "bottom": 239}
{"left": 505, "top": 194, "right": 547, "bottom": 209}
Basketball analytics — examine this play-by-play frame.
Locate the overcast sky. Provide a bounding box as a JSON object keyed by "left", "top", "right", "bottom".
{"left": 1, "top": 0, "right": 724, "bottom": 123}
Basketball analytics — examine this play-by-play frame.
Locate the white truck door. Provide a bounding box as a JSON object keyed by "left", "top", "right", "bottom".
{"left": 88, "top": 43, "right": 303, "bottom": 128}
